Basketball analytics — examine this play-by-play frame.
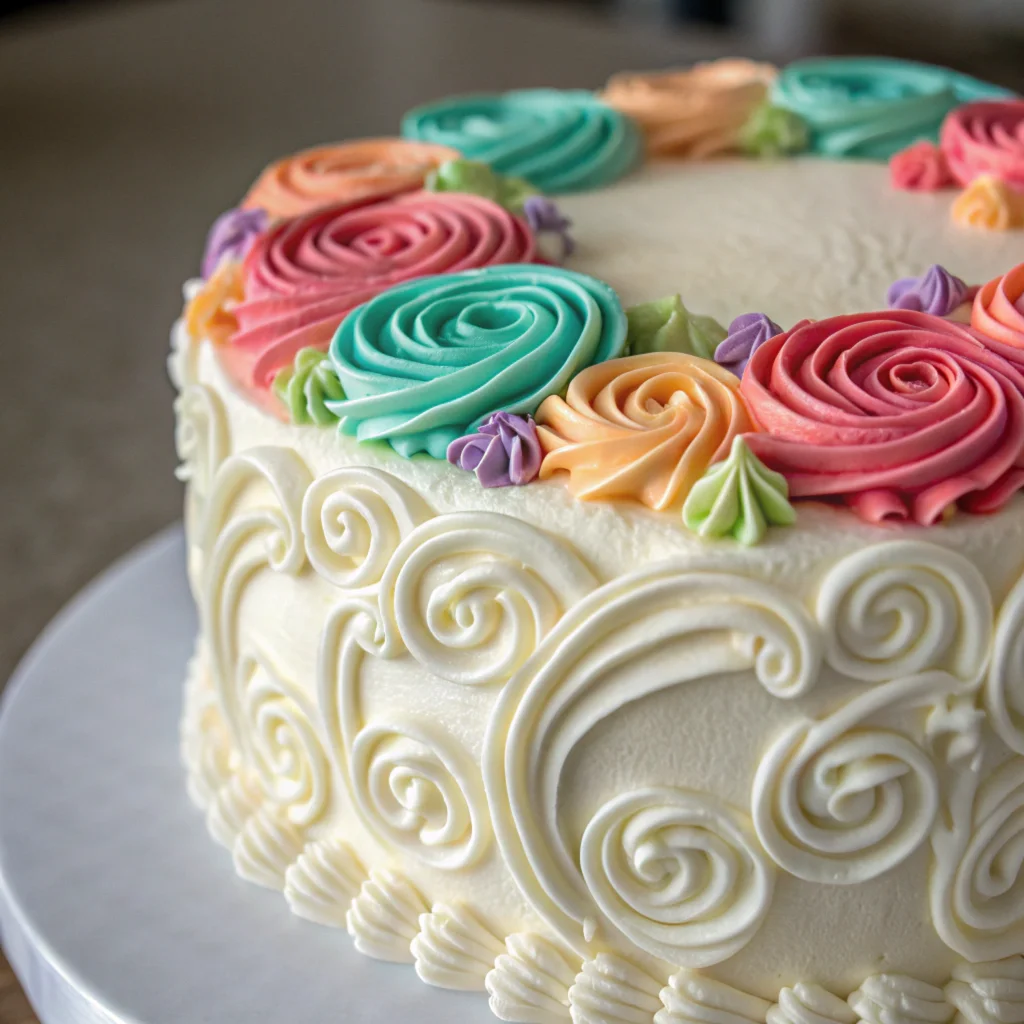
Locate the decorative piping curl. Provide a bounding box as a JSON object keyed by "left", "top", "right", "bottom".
{"left": 986, "top": 569, "right": 1024, "bottom": 755}
{"left": 816, "top": 541, "right": 992, "bottom": 687}
{"left": 484, "top": 561, "right": 820, "bottom": 962}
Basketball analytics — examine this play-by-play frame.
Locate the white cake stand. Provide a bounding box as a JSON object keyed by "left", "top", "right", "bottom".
{"left": 0, "top": 527, "right": 497, "bottom": 1024}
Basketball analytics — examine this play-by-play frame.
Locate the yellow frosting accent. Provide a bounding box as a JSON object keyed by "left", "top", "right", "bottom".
{"left": 951, "top": 175, "right": 1024, "bottom": 232}
{"left": 535, "top": 352, "right": 754, "bottom": 510}
{"left": 185, "top": 261, "right": 244, "bottom": 345}
{"left": 600, "top": 59, "right": 776, "bottom": 159}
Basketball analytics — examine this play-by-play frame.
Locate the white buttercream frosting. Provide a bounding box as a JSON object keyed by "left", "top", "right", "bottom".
{"left": 283, "top": 836, "right": 365, "bottom": 926}
{"left": 232, "top": 805, "right": 304, "bottom": 890}
{"left": 657, "top": 971, "right": 772, "bottom": 1024}
{"left": 848, "top": 975, "right": 953, "bottom": 1024}
{"left": 346, "top": 869, "right": 428, "bottom": 963}
{"left": 486, "top": 933, "right": 578, "bottom": 1024}
{"left": 411, "top": 903, "right": 506, "bottom": 991}
{"left": 946, "top": 958, "right": 1024, "bottom": 1024}
{"left": 569, "top": 954, "right": 664, "bottom": 1024}
{"left": 768, "top": 984, "right": 857, "bottom": 1024}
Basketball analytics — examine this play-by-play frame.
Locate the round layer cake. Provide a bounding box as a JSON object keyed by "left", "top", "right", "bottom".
{"left": 173, "top": 57, "right": 1024, "bottom": 1024}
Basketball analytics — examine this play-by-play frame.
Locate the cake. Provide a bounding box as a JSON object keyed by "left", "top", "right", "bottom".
{"left": 172, "top": 57, "right": 1024, "bottom": 1024}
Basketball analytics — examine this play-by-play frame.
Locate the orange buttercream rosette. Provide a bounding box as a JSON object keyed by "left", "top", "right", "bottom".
{"left": 972, "top": 261, "right": 1024, "bottom": 356}
{"left": 600, "top": 59, "right": 776, "bottom": 159}
{"left": 184, "top": 260, "right": 244, "bottom": 345}
{"left": 535, "top": 352, "right": 754, "bottom": 510}
{"left": 242, "top": 138, "right": 461, "bottom": 219}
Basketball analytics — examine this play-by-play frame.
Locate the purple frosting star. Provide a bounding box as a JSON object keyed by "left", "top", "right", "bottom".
{"left": 201, "top": 206, "right": 270, "bottom": 279}
{"left": 714, "top": 313, "right": 783, "bottom": 377}
{"left": 886, "top": 264, "right": 968, "bottom": 317}
{"left": 447, "top": 412, "right": 542, "bottom": 487}
{"left": 523, "top": 196, "right": 576, "bottom": 260}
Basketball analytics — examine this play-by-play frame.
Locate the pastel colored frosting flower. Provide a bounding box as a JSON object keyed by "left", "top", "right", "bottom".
{"left": 426, "top": 158, "right": 536, "bottom": 214}
{"left": 771, "top": 57, "right": 1011, "bottom": 160}
{"left": 626, "top": 295, "right": 726, "bottom": 360}
{"left": 714, "top": 313, "right": 783, "bottom": 377}
{"left": 242, "top": 138, "right": 461, "bottom": 219}
{"left": 971, "top": 262, "right": 1024, "bottom": 361}
{"left": 682, "top": 436, "right": 796, "bottom": 546}
{"left": 201, "top": 207, "right": 269, "bottom": 278}
{"left": 230, "top": 190, "right": 537, "bottom": 387}
{"left": 887, "top": 265, "right": 968, "bottom": 317}
{"left": 738, "top": 103, "right": 809, "bottom": 158}
{"left": 889, "top": 141, "right": 955, "bottom": 192}
{"left": 272, "top": 347, "right": 343, "bottom": 426}
{"left": 447, "top": 412, "right": 542, "bottom": 487}
{"left": 601, "top": 59, "right": 777, "bottom": 159}
{"left": 522, "top": 196, "right": 575, "bottom": 261}
{"left": 741, "top": 310, "right": 1024, "bottom": 525}
{"left": 184, "top": 260, "right": 244, "bottom": 345}
{"left": 951, "top": 175, "right": 1024, "bottom": 232}
{"left": 326, "top": 265, "right": 627, "bottom": 459}
{"left": 535, "top": 352, "right": 754, "bottom": 511}
{"left": 401, "top": 89, "right": 641, "bottom": 194}
{"left": 940, "top": 100, "right": 1024, "bottom": 189}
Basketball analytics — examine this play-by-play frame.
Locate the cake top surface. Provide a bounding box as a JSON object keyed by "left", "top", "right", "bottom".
{"left": 180, "top": 55, "right": 1024, "bottom": 545}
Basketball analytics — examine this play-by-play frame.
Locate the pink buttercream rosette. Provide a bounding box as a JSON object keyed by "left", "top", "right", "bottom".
{"left": 741, "top": 310, "right": 1024, "bottom": 525}
{"left": 230, "top": 190, "right": 537, "bottom": 387}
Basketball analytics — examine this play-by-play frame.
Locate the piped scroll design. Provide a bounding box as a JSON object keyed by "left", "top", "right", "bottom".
{"left": 931, "top": 757, "right": 1024, "bottom": 961}
{"left": 751, "top": 671, "right": 966, "bottom": 885}
{"left": 986, "top": 569, "right": 1024, "bottom": 755}
{"left": 312, "top": 493, "right": 599, "bottom": 870}
{"left": 816, "top": 542, "right": 992, "bottom": 687}
{"left": 483, "top": 560, "right": 821, "bottom": 964}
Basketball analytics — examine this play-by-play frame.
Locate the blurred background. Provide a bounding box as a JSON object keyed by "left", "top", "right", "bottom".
{"left": 0, "top": 0, "right": 1021, "bottom": 1018}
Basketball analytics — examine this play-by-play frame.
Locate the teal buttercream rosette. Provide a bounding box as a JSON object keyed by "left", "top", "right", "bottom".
{"left": 772, "top": 57, "right": 1014, "bottom": 160}
{"left": 401, "top": 89, "right": 641, "bottom": 194}
{"left": 326, "top": 265, "right": 627, "bottom": 458}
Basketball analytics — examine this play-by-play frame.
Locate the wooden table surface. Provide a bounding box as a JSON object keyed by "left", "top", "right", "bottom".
{"left": 0, "top": 1, "right": 744, "bottom": 1017}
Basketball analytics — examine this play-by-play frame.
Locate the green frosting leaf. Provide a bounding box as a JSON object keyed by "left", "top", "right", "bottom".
{"left": 273, "top": 347, "right": 344, "bottom": 426}
{"left": 626, "top": 295, "right": 727, "bottom": 361}
{"left": 683, "top": 436, "right": 796, "bottom": 546}
{"left": 739, "top": 103, "right": 810, "bottom": 158}
{"left": 425, "top": 158, "right": 538, "bottom": 215}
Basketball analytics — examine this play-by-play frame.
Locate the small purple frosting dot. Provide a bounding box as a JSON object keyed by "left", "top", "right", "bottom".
{"left": 446, "top": 412, "right": 542, "bottom": 488}
{"left": 523, "top": 196, "right": 575, "bottom": 259}
{"left": 201, "top": 206, "right": 270, "bottom": 279}
{"left": 714, "top": 313, "right": 783, "bottom": 377}
{"left": 886, "top": 264, "right": 968, "bottom": 318}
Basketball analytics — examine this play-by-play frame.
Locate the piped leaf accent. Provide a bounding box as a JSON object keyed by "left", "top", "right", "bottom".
{"left": 273, "top": 347, "right": 344, "bottom": 426}
{"left": 626, "top": 295, "right": 727, "bottom": 360}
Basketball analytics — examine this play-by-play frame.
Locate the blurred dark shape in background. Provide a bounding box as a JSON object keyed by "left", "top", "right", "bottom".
{"left": 2, "top": 0, "right": 1022, "bottom": 87}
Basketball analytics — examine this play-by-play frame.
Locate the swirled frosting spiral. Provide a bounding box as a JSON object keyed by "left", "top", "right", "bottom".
{"left": 242, "top": 138, "right": 461, "bottom": 218}
{"left": 972, "top": 263, "right": 1024, "bottom": 360}
{"left": 535, "top": 352, "right": 754, "bottom": 511}
{"left": 230, "top": 191, "right": 537, "bottom": 387}
{"left": 741, "top": 310, "right": 1024, "bottom": 524}
{"left": 941, "top": 101, "right": 1024, "bottom": 189}
{"left": 772, "top": 58, "right": 1012, "bottom": 160}
{"left": 600, "top": 59, "right": 777, "bottom": 159}
{"left": 401, "top": 89, "right": 641, "bottom": 194}
{"left": 326, "top": 265, "right": 627, "bottom": 458}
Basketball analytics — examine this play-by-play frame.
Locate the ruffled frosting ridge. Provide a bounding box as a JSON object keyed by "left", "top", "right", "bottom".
{"left": 230, "top": 191, "right": 537, "bottom": 387}
{"left": 401, "top": 89, "right": 641, "bottom": 194}
{"left": 600, "top": 59, "right": 776, "bottom": 159}
{"left": 741, "top": 309, "right": 1024, "bottom": 524}
{"left": 536, "top": 352, "right": 754, "bottom": 510}
{"left": 772, "top": 57, "right": 1012, "bottom": 160}
{"left": 326, "top": 265, "right": 627, "bottom": 458}
{"left": 242, "top": 139, "right": 461, "bottom": 219}
{"left": 941, "top": 100, "right": 1024, "bottom": 189}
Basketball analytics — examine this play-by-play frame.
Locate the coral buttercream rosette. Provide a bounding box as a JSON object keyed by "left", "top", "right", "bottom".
{"left": 600, "top": 59, "right": 776, "bottom": 159}
{"left": 325, "top": 265, "right": 627, "bottom": 458}
{"left": 535, "top": 352, "right": 754, "bottom": 510}
{"left": 228, "top": 191, "right": 538, "bottom": 387}
{"left": 242, "top": 138, "right": 461, "bottom": 219}
{"left": 740, "top": 310, "right": 1024, "bottom": 525}
{"left": 940, "top": 100, "right": 1024, "bottom": 190}
{"left": 972, "top": 262, "right": 1024, "bottom": 361}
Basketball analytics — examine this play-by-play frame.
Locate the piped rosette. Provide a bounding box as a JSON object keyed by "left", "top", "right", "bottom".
{"left": 740, "top": 310, "right": 1024, "bottom": 525}
{"left": 242, "top": 138, "right": 461, "bottom": 219}
{"left": 226, "top": 190, "right": 539, "bottom": 389}
{"left": 600, "top": 59, "right": 777, "bottom": 159}
{"left": 941, "top": 100, "right": 1024, "bottom": 191}
{"left": 972, "top": 262, "right": 1024, "bottom": 363}
{"left": 535, "top": 352, "right": 754, "bottom": 510}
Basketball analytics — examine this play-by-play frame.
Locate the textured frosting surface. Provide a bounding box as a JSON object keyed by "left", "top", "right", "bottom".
{"left": 175, "top": 146, "right": 1024, "bottom": 1024}
{"left": 555, "top": 159, "right": 1024, "bottom": 327}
